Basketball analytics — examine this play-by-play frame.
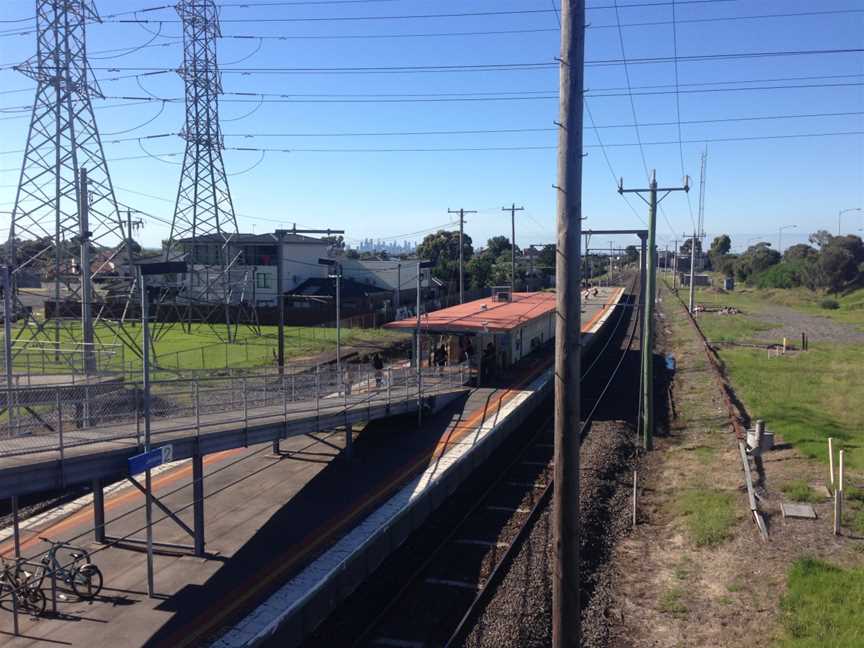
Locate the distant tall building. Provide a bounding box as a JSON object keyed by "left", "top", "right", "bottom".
{"left": 356, "top": 238, "right": 416, "bottom": 255}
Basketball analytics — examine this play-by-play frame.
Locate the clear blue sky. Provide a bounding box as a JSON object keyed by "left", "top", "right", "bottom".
{"left": 0, "top": 0, "right": 862, "bottom": 254}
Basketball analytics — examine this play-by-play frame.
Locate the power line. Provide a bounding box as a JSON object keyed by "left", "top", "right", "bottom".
{"left": 670, "top": 0, "right": 697, "bottom": 232}
{"left": 6, "top": 46, "right": 862, "bottom": 71}
{"left": 584, "top": 99, "right": 647, "bottom": 227}
{"left": 6, "top": 108, "right": 864, "bottom": 155}
{"left": 612, "top": 0, "right": 651, "bottom": 182}
{"left": 102, "top": 8, "right": 561, "bottom": 24}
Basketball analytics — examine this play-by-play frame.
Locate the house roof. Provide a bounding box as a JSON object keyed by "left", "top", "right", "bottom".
{"left": 286, "top": 277, "right": 390, "bottom": 300}
{"left": 384, "top": 292, "right": 556, "bottom": 334}
{"left": 177, "top": 232, "right": 325, "bottom": 245}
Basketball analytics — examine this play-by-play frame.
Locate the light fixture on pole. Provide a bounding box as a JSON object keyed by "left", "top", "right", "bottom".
{"left": 778, "top": 224, "right": 797, "bottom": 254}
{"left": 416, "top": 260, "right": 434, "bottom": 427}
{"left": 317, "top": 258, "right": 342, "bottom": 389}
{"left": 838, "top": 207, "right": 862, "bottom": 235}
{"left": 275, "top": 229, "right": 288, "bottom": 376}
{"left": 137, "top": 260, "right": 187, "bottom": 598}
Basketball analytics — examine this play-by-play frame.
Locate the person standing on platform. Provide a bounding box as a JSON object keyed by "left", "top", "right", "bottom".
{"left": 373, "top": 352, "right": 384, "bottom": 387}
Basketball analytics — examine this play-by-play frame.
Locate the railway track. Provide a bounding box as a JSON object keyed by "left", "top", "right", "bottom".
{"left": 346, "top": 280, "right": 641, "bottom": 648}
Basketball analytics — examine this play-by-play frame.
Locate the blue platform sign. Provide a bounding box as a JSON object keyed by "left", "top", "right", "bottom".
{"left": 128, "top": 445, "right": 173, "bottom": 475}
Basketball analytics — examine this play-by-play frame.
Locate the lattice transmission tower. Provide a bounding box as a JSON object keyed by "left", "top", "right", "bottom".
{"left": 164, "top": 0, "right": 255, "bottom": 343}
{"left": 7, "top": 0, "right": 139, "bottom": 359}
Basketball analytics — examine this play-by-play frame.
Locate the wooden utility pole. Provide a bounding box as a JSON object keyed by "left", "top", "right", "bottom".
{"left": 502, "top": 204, "right": 524, "bottom": 292}
{"left": 620, "top": 171, "right": 689, "bottom": 450}
{"left": 449, "top": 208, "right": 476, "bottom": 303}
{"left": 553, "top": 1, "right": 585, "bottom": 646}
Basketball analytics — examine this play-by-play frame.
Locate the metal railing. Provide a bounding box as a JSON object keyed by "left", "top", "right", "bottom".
{"left": 0, "top": 363, "right": 472, "bottom": 457}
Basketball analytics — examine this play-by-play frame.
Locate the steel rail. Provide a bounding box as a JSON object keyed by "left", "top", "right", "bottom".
{"left": 444, "top": 275, "right": 640, "bottom": 648}
{"left": 350, "top": 276, "right": 639, "bottom": 648}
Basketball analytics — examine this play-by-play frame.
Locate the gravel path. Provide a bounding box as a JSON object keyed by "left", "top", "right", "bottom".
{"left": 747, "top": 303, "right": 864, "bottom": 345}
{"left": 460, "top": 421, "right": 636, "bottom": 648}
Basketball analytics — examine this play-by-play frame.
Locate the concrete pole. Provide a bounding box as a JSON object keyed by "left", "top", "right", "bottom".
{"left": 2, "top": 266, "right": 13, "bottom": 435}
{"left": 688, "top": 231, "right": 696, "bottom": 314}
{"left": 553, "top": 1, "right": 585, "bottom": 646}
{"left": 639, "top": 235, "right": 650, "bottom": 443}
{"left": 276, "top": 231, "right": 286, "bottom": 376}
{"left": 79, "top": 168, "right": 95, "bottom": 376}
{"left": 642, "top": 174, "right": 658, "bottom": 450}
{"left": 274, "top": 231, "right": 286, "bottom": 455}
{"left": 672, "top": 239, "right": 679, "bottom": 290}
{"left": 139, "top": 268, "right": 155, "bottom": 598}
{"left": 609, "top": 240, "right": 613, "bottom": 284}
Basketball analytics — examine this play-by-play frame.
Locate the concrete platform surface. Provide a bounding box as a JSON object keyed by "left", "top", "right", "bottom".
{"left": 0, "top": 286, "right": 625, "bottom": 647}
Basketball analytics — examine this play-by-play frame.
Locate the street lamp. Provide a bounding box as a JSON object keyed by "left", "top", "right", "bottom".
{"left": 838, "top": 207, "right": 862, "bottom": 235}
{"left": 416, "top": 260, "right": 434, "bottom": 426}
{"left": 136, "top": 260, "right": 187, "bottom": 598}
{"left": 778, "top": 225, "right": 796, "bottom": 254}
{"left": 317, "top": 258, "right": 341, "bottom": 388}
{"left": 275, "top": 229, "right": 288, "bottom": 376}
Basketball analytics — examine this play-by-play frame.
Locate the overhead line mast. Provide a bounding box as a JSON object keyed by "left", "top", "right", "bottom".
{"left": 8, "top": 0, "right": 137, "bottom": 357}
{"left": 167, "top": 0, "right": 248, "bottom": 342}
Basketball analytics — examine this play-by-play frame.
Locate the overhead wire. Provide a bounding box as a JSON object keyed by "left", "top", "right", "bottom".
{"left": 670, "top": 0, "right": 698, "bottom": 232}
{"left": 551, "top": 0, "right": 644, "bottom": 227}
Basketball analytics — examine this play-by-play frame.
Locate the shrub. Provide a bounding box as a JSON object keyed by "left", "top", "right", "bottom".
{"left": 820, "top": 298, "right": 840, "bottom": 310}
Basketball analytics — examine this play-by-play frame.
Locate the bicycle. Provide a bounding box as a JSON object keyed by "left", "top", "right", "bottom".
{"left": 0, "top": 558, "right": 46, "bottom": 617}
{"left": 35, "top": 537, "right": 103, "bottom": 600}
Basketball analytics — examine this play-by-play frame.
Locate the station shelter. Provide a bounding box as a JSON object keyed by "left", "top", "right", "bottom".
{"left": 383, "top": 288, "right": 556, "bottom": 384}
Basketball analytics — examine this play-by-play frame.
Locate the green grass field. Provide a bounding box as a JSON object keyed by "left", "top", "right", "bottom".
{"left": 663, "top": 278, "right": 864, "bottom": 471}
{"left": 693, "top": 280, "right": 864, "bottom": 332}
{"left": 694, "top": 311, "right": 779, "bottom": 344}
{"left": 778, "top": 558, "right": 864, "bottom": 648}
{"left": 718, "top": 344, "right": 864, "bottom": 470}
{"left": 6, "top": 321, "right": 410, "bottom": 374}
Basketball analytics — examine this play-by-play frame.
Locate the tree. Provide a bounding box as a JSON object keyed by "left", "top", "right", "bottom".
{"left": 709, "top": 234, "right": 731, "bottom": 257}
{"left": 708, "top": 234, "right": 731, "bottom": 271}
{"left": 537, "top": 244, "right": 556, "bottom": 278}
{"left": 321, "top": 234, "right": 345, "bottom": 250}
{"left": 808, "top": 230, "right": 833, "bottom": 249}
{"left": 818, "top": 235, "right": 863, "bottom": 292}
{"left": 735, "top": 242, "right": 781, "bottom": 282}
{"left": 680, "top": 238, "right": 703, "bottom": 255}
{"left": 417, "top": 230, "right": 473, "bottom": 266}
{"left": 820, "top": 246, "right": 856, "bottom": 292}
{"left": 623, "top": 245, "right": 639, "bottom": 265}
{"left": 417, "top": 229, "right": 474, "bottom": 291}
{"left": 466, "top": 253, "right": 494, "bottom": 291}
{"left": 783, "top": 244, "right": 817, "bottom": 262}
{"left": 484, "top": 235, "right": 515, "bottom": 259}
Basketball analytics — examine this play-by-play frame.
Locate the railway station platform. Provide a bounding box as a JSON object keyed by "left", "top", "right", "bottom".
{"left": 0, "top": 286, "right": 626, "bottom": 647}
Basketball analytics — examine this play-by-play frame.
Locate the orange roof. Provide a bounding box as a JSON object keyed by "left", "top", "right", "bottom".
{"left": 384, "top": 292, "right": 556, "bottom": 334}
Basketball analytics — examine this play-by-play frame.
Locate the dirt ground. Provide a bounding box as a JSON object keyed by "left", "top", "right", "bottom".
{"left": 599, "top": 283, "right": 864, "bottom": 648}
{"left": 701, "top": 293, "right": 864, "bottom": 345}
